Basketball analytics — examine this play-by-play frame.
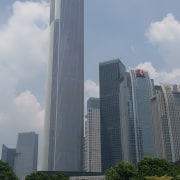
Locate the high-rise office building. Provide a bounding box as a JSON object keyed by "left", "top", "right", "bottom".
{"left": 129, "top": 69, "right": 155, "bottom": 162}
{"left": 14, "top": 132, "right": 38, "bottom": 180}
{"left": 119, "top": 72, "right": 137, "bottom": 164}
{"left": 1, "top": 144, "right": 16, "bottom": 170}
{"left": 44, "top": 0, "right": 84, "bottom": 171}
{"left": 99, "top": 59, "right": 126, "bottom": 172}
{"left": 152, "top": 84, "right": 180, "bottom": 162}
{"left": 151, "top": 85, "right": 168, "bottom": 160}
{"left": 84, "top": 98, "right": 101, "bottom": 172}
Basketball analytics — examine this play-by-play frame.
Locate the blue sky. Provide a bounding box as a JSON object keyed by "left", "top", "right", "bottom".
{"left": 0, "top": 0, "right": 180, "bottom": 169}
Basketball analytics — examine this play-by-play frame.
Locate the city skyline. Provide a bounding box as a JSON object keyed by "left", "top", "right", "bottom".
{"left": 0, "top": 0, "right": 180, "bottom": 169}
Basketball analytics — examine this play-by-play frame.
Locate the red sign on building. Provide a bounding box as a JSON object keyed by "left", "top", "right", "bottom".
{"left": 136, "top": 69, "right": 145, "bottom": 77}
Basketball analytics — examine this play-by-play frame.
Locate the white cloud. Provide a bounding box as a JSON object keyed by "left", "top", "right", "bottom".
{"left": 85, "top": 80, "right": 99, "bottom": 99}
{"left": 0, "top": 0, "right": 49, "bottom": 170}
{"left": 136, "top": 61, "right": 180, "bottom": 85}
{"left": 14, "top": 91, "right": 44, "bottom": 131}
{"left": 0, "top": 1, "right": 49, "bottom": 79}
{"left": 146, "top": 14, "right": 180, "bottom": 43}
{"left": 84, "top": 80, "right": 99, "bottom": 113}
{"left": 0, "top": 90, "right": 44, "bottom": 170}
{"left": 146, "top": 13, "right": 180, "bottom": 68}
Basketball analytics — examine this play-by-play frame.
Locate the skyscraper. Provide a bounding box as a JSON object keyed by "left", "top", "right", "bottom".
{"left": 99, "top": 59, "right": 126, "bottom": 172}
{"left": 119, "top": 72, "right": 137, "bottom": 164}
{"left": 129, "top": 69, "right": 155, "bottom": 162}
{"left": 1, "top": 144, "right": 16, "bottom": 170}
{"left": 44, "top": 0, "right": 84, "bottom": 171}
{"left": 84, "top": 98, "right": 101, "bottom": 172}
{"left": 14, "top": 132, "right": 38, "bottom": 180}
{"left": 152, "top": 84, "right": 180, "bottom": 162}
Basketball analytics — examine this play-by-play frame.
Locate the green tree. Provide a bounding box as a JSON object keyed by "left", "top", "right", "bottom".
{"left": 105, "top": 161, "right": 137, "bottom": 180}
{"left": 0, "top": 160, "right": 18, "bottom": 180}
{"left": 50, "top": 173, "right": 69, "bottom": 180}
{"left": 138, "top": 157, "right": 174, "bottom": 177}
{"left": 25, "top": 172, "right": 50, "bottom": 180}
{"left": 105, "top": 167, "right": 119, "bottom": 180}
{"left": 173, "top": 163, "right": 180, "bottom": 179}
{"left": 115, "top": 162, "right": 137, "bottom": 180}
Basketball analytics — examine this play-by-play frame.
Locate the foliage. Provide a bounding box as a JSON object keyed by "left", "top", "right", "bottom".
{"left": 145, "top": 175, "right": 173, "bottom": 180}
{"left": 173, "top": 174, "right": 180, "bottom": 180}
{"left": 50, "top": 173, "right": 69, "bottom": 180}
{"left": 105, "top": 167, "right": 119, "bottom": 180}
{"left": 138, "top": 157, "right": 174, "bottom": 177}
{"left": 25, "top": 172, "right": 50, "bottom": 180}
{"left": 0, "top": 160, "right": 18, "bottom": 180}
{"left": 105, "top": 161, "right": 137, "bottom": 180}
{"left": 173, "top": 165, "right": 180, "bottom": 178}
{"left": 25, "top": 172, "right": 69, "bottom": 180}
{"left": 115, "top": 161, "right": 137, "bottom": 180}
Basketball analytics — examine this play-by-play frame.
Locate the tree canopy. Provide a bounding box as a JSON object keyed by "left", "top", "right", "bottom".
{"left": 0, "top": 160, "right": 18, "bottom": 180}
{"left": 104, "top": 157, "right": 180, "bottom": 180}
{"left": 105, "top": 161, "right": 137, "bottom": 180}
{"left": 138, "top": 157, "right": 174, "bottom": 177}
{"left": 25, "top": 172, "right": 69, "bottom": 180}
{"left": 50, "top": 173, "right": 69, "bottom": 180}
{"left": 25, "top": 172, "right": 50, "bottom": 180}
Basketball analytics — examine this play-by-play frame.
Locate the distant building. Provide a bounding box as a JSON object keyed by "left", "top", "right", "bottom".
{"left": 99, "top": 59, "right": 126, "bottom": 172}
{"left": 129, "top": 69, "right": 155, "bottom": 162}
{"left": 1, "top": 144, "right": 16, "bottom": 170}
{"left": 14, "top": 132, "right": 38, "bottom": 180}
{"left": 152, "top": 84, "right": 180, "bottom": 162}
{"left": 84, "top": 98, "right": 101, "bottom": 172}
{"left": 99, "top": 59, "right": 156, "bottom": 167}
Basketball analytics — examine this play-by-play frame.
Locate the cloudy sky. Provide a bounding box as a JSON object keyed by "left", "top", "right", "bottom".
{"left": 0, "top": 0, "right": 180, "bottom": 169}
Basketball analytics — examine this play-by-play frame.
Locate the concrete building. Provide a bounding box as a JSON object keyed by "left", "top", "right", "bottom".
{"left": 99, "top": 59, "right": 126, "bottom": 172}
{"left": 44, "top": 0, "right": 84, "bottom": 171}
{"left": 84, "top": 98, "right": 101, "bottom": 172}
{"left": 14, "top": 132, "right": 38, "bottom": 180}
{"left": 1, "top": 144, "right": 16, "bottom": 170}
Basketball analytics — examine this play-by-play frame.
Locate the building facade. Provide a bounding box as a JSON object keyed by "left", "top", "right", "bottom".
{"left": 14, "top": 132, "right": 38, "bottom": 180}
{"left": 129, "top": 69, "right": 155, "bottom": 162}
{"left": 99, "top": 59, "right": 125, "bottom": 172}
{"left": 119, "top": 72, "right": 137, "bottom": 164}
{"left": 1, "top": 144, "right": 16, "bottom": 170}
{"left": 152, "top": 84, "right": 180, "bottom": 162}
{"left": 84, "top": 98, "right": 101, "bottom": 172}
{"left": 44, "top": 0, "right": 84, "bottom": 171}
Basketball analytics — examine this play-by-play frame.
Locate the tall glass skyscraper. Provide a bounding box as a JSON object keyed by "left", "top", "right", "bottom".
{"left": 129, "top": 69, "right": 155, "bottom": 162}
{"left": 119, "top": 72, "right": 137, "bottom": 164}
{"left": 14, "top": 132, "right": 38, "bottom": 180}
{"left": 152, "top": 84, "right": 180, "bottom": 162}
{"left": 44, "top": 0, "right": 84, "bottom": 171}
{"left": 99, "top": 59, "right": 126, "bottom": 172}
